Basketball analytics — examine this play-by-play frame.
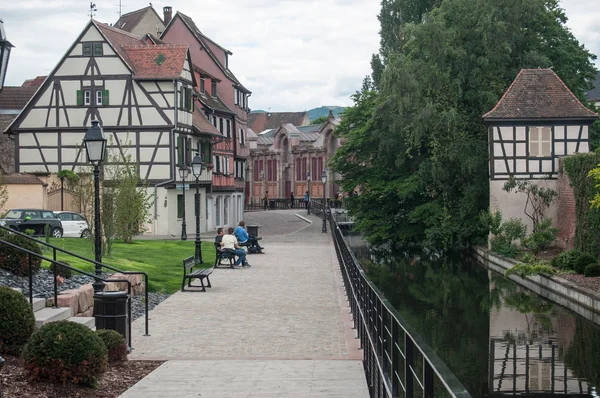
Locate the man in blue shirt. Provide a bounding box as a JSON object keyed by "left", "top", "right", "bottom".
{"left": 234, "top": 220, "right": 264, "bottom": 253}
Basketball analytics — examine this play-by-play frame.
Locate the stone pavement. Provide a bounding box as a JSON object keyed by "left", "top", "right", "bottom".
{"left": 120, "top": 210, "right": 368, "bottom": 398}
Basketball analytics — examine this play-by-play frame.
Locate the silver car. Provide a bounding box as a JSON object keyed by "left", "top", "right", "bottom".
{"left": 53, "top": 211, "right": 91, "bottom": 238}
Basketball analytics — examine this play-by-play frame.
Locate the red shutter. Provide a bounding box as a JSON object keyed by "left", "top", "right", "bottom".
{"left": 254, "top": 161, "right": 259, "bottom": 180}
{"left": 318, "top": 157, "right": 323, "bottom": 177}
{"left": 312, "top": 157, "right": 317, "bottom": 179}
{"left": 302, "top": 158, "right": 307, "bottom": 180}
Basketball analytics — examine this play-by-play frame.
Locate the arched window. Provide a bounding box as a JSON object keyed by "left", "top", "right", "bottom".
{"left": 254, "top": 160, "right": 260, "bottom": 180}
{"left": 296, "top": 158, "right": 302, "bottom": 180}
{"left": 302, "top": 158, "right": 307, "bottom": 180}
{"left": 272, "top": 161, "right": 277, "bottom": 181}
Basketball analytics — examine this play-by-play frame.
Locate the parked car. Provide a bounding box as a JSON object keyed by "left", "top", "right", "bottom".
{"left": 53, "top": 211, "right": 91, "bottom": 238}
{"left": 0, "top": 209, "right": 63, "bottom": 238}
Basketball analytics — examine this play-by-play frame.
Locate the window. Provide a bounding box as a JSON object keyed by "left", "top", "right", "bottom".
{"left": 96, "top": 90, "right": 103, "bottom": 105}
{"left": 177, "top": 194, "right": 184, "bottom": 218}
{"left": 57, "top": 213, "right": 72, "bottom": 221}
{"left": 83, "top": 43, "right": 92, "bottom": 56}
{"left": 93, "top": 43, "right": 103, "bottom": 56}
{"left": 226, "top": 120, "right": 231, "bottom": 138}
{"left": 239, "top": 128, "right": 245, "bottom": 145}
{"left": 219, "top": 118, "right": 224, "bottom": 134}
{"left": 212, "top": 115, "right": 217, "bottom": 128}
{"left": 211, "top": 81, "right": 217, "bottom": 97}
{"left": 73, "top": 214, "right": 86, "bottom": 221}
{"left": 180, "top": 87, "right": 193, "bottom": 111}
{"left": 200, "top": 78, "right": 205, "bottom": 93}
{"left": 234, "top": 88, "right": 239, "bottom": 105}
{"left": 529, "top": 126, "right": 552, "bottom": 157}
{"left": 84, "top": 90, "right": 91, "bottom": 106}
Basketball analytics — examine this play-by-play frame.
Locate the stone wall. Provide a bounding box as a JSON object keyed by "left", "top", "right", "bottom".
{"left": 556, "top": 157, "right": 577, "bottom": 249}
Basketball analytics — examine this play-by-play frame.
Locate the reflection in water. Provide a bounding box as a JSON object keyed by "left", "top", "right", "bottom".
{"left": 345, "top": 232, "right": 600, "bottom": 397}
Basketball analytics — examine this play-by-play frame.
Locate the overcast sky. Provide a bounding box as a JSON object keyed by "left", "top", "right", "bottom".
{"left": 1, "top": 0, "right": 599, "bottom": 112}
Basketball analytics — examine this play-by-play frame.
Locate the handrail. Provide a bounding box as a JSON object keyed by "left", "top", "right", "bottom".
{"left": 329, "top": 209, "right": 472, "bottom": 397}
{"left": 0, "top": 225, "right": 149, "bottom": 337}
{"left": 0, "top": 237, "right": 134, "bottom": 349}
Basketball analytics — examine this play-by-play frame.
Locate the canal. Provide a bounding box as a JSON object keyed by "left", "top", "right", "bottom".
{"left": 343, "top": 232, "right": 600, "bottom": 397}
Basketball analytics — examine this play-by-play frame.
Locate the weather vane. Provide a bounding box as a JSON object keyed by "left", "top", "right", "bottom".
{"left": 89, "top": 2, "right": 97, "bottom": 19}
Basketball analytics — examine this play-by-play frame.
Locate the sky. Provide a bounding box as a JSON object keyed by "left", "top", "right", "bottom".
{"left": 1, "top": 0, "right": 599, "bottom": 112}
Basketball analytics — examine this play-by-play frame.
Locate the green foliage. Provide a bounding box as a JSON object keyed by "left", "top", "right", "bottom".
{"left": 0, "top": 286, "right": 35, "bottom": 354}
{"left": 574, "top": 254, "right": 598, "bottom": 274}
{"left": 502, "top": 178, "right": 558, "bottom": 231}
{"left": 24, "top": 229, "right": 35, "bottom": 236}
{"left": 482, "top": 211, "right": 526, "bottom": 258}
{"left": 491, "top": 237, "right": 518, "bottom": 258}
{"left": 57, "top": 169, "right": 79, "bottom": 182}
{"left": 310, "top": 115, "right": 329, "bottom": 125}
{"left": 521, "top": 218, "right": 558, "bottom": 255}
{"left": 23, "top": 320, "right": 108, "bottom": 386}
{"left": 551, "top": 249, "right": 584, "bottom": 271}
{"left": 96, "top": 329, "right": 128, "bottom": 362}
{"left": 505, "top": 262, "right": 557, "bottom": 278}
{"left": 0, "top": 232, "right": 42, "bottom": 276}
{"left": 520, "top": 252, "right": 537, "bottom": 264}
{"left": 50, "top": 261, "right": 73, "bottom": 278}
{"left": 564, "top": 153, "right": 600, "bottom": 256}
{"left": 565, "top": 319, "right": 600, "bottom": 385}
{"left": 584, "top": 263, "right": 600, "bottom": 277}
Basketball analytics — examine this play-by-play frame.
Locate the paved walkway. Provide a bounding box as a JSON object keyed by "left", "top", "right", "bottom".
{"left": 120, "top": 210, "right": 368, "bottom": 398}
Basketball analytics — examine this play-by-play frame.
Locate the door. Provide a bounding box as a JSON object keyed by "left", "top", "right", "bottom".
{"left": 56, "top": 212, "right": 75, "bottom": 237}
{"left": 285, "top": 181, "right": 291, "bottom": 200}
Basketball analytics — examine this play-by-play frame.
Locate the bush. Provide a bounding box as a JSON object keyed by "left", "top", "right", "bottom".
{"left": 50, "top": 261, "right": 73, "bottom": 279}
{"left": 0, "top": 233, "right": 42, "bottom": 276}
{"left": 522, "top": 218, "right": 559, "bottom": 255}
{"left": 0, "top": 286, "right": 35, "bottom": 354}
{"left": 574, "top": 254, "right": 597, "bottom": 274}
{"left": 584, "top": 263, "right": 600, "bottom": 277}
{"left": 23, "top": 320, "right": 108, "bottom": 386}
{"left": 96, "top": 329, "right": 128, "bottom": 362}
{"left": 491, "top": 236, "right": 518, "bottom": 258}
{"left": 551, "top": 249, "right": 584, "bottom": 271}
{"left": 505, "top": 261, "right": 557, "bottom": 278}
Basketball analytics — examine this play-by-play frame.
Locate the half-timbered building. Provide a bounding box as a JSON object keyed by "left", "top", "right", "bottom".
{"left": 247, "top": 110, "right": 342, "bottom": 204}
{"left": 483, "top": 68, "right": 598, "bottom": 231}
{"left": 4, "top": 20, "right": 220, "bottom": 236}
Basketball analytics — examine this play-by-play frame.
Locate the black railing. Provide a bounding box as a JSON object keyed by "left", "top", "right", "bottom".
{"left": 329, "top": 211, "right": 472, "bottom": 398}
{"left": 0, "top": 225, "right": 149, "bottom": 338}
{"left": 0, "top": 237, "right": 134, "bottom": 349}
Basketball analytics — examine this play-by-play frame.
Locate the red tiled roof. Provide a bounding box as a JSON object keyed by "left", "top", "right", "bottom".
{"left": 0, "top": 86, "right": 39, "bottom": 110}
{"left": 483, "top": 69, "right": 598, "bottom": 121}
{"left": 122, "top": 44, "right": 189, "bottom": 80}
{"left": 2, "top": 173, "right": 44, "bottom": 185}
{"left": 21, "top": 76, "right": 46, "bottom": 87}
{"left": 95, "top": 21, "right": 145, "bottom": 70}
{"left": 192, "top": 104, "right": 221, "bottom": 136}
{"left": 248, "top": 112, "right": 310, "bottom": 133}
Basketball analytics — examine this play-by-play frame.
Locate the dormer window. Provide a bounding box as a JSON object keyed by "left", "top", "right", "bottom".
{"left": 82, "top": 42, "right": 103, "bottom": 57}
{"left": 211, "top": 81, "right": 217, "bottom": 97}
{"left": 529, "top": 126, "right": 552, "bottom": 157}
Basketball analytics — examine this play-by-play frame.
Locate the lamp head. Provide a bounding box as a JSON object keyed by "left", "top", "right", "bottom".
{"left": 321, "top": 169, "right": 327, "bottom": 184}
{"left": 179, "top": 164, "right": 189, "bottom": 180}
{"left": 83, "top": 120, "right": 106, "bottom": 165}
{"left": 306, "top": 171, "right": 311, "bottom": 181}
{"left": 191, "top": 153, "right": 204, "bottom": 178}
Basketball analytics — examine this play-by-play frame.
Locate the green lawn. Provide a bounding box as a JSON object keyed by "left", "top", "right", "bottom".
{"left": 41, "top": 238, "right": 216, "bottom": 294}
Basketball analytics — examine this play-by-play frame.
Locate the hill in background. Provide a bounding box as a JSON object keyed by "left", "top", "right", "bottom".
{"left": 250, "top": 106, "right": 346, "bottom": 122}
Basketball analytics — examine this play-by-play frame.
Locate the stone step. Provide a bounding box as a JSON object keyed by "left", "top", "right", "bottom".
{"left": 67, "top": 316, "right": 96, "bottom": 330}
{"left": 31, "top": 297, "right": 46, "bottom": 312}
{"left": 34, "top": 307, "right": 72, "bottom": 329}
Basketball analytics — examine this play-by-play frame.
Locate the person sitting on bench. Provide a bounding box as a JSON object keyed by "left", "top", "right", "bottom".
{"left": 221, "top": 227, "right": 249, "bottom": 267}
{"left": 234, "top": 220, "right": 264, "bottom": 253}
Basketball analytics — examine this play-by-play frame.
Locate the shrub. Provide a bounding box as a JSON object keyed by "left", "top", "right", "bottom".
{"left": 574, "top": 254, "right": 597, "bottom": 274}
{"left": 502, "top": 219, "right": 528, "bottom": 242}
{"left": 0, "top": 286, "right": 35, "bottom": 354}
{"left": 520, "top": 252, "right": 537, "bottom": 264}
{"left": 491, "top": 236, "right": 518, "bottom": 258}
{"left": 23, "top": 320, "right": 108, "bottom": 386}
{"left": 0, "top": 233, "right": 42, "bottom": 276}
{"left": 551, "top": 249, "right": 584, "bottom": 271}
{"left": 50, "top": 261, "right": 73, "bottom": 279}
{"left": 522, "top": 218, "right": 559, "bottom": 254}
{"left": 584, "top": 263, "right": 600, "bottom": 277}
{"left": 505, "top": 261, "right": 557, "bottom": 278}
{"left": 96, "top": 329, "right": 128, "bottom": 362}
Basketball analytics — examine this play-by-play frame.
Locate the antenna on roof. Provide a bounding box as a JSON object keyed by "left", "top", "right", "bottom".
{"left": 89, "top": 2, "right": 97, "bottom": 19}
{"left": 117, "top": 0, "right": 124, "bottom": 19}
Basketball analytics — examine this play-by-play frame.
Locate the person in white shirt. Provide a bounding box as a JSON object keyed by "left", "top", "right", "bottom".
{"left": 221, "top": 227, "right": 249, "bottom": 267}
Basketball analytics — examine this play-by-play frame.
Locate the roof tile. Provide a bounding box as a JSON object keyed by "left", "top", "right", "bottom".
{"left": 0, "top": 86, "right": 39, "bottom": 110}
{"left": 122, "top": 44, "right": 189, "bottom": 80}
{"left": 248, "top": 112, "right": 310, "bottom": 132}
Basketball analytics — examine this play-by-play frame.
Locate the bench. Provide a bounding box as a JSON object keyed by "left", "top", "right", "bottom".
{"left": 181, "top": 256, "right": 213, "bottom": 292}
{"left": 214, "top": 242, "right": 235, "bottom": 268}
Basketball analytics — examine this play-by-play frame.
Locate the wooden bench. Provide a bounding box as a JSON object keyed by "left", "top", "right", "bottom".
{"left": 181, "top": 256, "right": 213, "bottom": 292}
{"left": 214, "top": 242, "right": 235, "bottom": 268}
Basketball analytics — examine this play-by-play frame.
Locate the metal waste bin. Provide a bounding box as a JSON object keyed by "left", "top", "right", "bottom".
{"left": 269, "top": 199, "right": 276, "bottom": 209}
{"left": 94, "top": 291, "right": 129, "bottom": 347}
{"left": 247, "top": 224, "right": 260, "bottom": 238}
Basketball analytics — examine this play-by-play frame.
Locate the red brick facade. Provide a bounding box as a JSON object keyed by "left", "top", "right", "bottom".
{"left": 556, "top": 157, "right": 577, "bottom": 249}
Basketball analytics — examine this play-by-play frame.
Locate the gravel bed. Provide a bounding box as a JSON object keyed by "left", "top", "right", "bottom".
{"left": 0, "top": 268, "right": 170, "bottom": 321}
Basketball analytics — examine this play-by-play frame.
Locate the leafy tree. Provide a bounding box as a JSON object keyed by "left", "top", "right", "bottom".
{"left": 332, "top": 0, "right": 597, "bottom": 251}
{"left": 502, "top": 178, "right": 558, "bottom": 231}
{"left": 310, "top": 115, "right": 329, "bottom": 125}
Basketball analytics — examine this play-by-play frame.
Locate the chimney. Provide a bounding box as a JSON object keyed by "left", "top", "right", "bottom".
{"left": 328, "top": 109, "right": 334, "bottom": 119}
{"left": 163, "top": 6, "right": 173, "bottom": 25}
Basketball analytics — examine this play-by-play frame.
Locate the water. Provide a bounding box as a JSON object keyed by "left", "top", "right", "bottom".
{"left": 344, "top": 232, "right": 600, "bottom": 397}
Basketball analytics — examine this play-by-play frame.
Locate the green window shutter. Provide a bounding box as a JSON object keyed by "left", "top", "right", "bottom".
{"left": 176, "top": 135, "right": 183, "bottom": 168}
{"left": 186, "top": 137, "right": 192, "bottom": 167}
{"left": 76, "top": 90, "right": 83, "bottom": 106}
{"left": 188, "top": 88, "right": 193, "bottom": 111}
{"left": 102, "top": 90, "right": 109, "bottom": 106}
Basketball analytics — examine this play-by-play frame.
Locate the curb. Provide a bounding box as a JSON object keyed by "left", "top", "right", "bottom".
{"left": 294, "top": 213, "right": 313, "bottom": 224}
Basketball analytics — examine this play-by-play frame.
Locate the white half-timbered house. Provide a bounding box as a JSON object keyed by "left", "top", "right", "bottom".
{"left": 483, "top": 68, "right": 598, "bottom": 231}
{"left": 4, "top": 20, "right": 220, "bottom": 236}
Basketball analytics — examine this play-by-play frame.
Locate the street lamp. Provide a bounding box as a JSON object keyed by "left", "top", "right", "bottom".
{"left": 83, "top": 120, "right": 107, "bottom": 291}
{"left": 0, "top": 20, "right": 14, "bottom": 93}
{"left": 306, "top": 171, "right": 311, "bottom": 215}
{"left": 321, "top": 169, "right": 327, "bottom": 233}
{"left": 179, "top": 164, "right": 189, "bottom": 241}
{"left": 191, "top": 153, "right": 204, "bottom": 264}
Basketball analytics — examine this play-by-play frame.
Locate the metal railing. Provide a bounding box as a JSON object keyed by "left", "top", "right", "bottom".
{"left": 0, "top": 225, "right": 150, "bottom": 339}
{"left": 0, "top": 237, "right": 134, "bottom": 349}
{"left": 329, "top": 211, "right": 472, "bottom": 398}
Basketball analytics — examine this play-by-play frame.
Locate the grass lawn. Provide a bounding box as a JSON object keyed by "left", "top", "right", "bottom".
{"left": 41, "top": 238, "right": 216, "bottom": 294}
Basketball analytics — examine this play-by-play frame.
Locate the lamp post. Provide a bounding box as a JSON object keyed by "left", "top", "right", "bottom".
{"left": 321, "top": 169, "right": 327, "bottom": 233}
{"left": 306, "top": 171, "right": 311, "bottom": 215}
{"left": 179, "top": 164, "right": 189, "bottom": 240}
{"left": 0, "top": 20, "right": 14, "bottom": 93}
{"left": 83, "top": 120, "right": 107, "bottom": 292}
{"left": 260, "top": 170, "right": 266, "bottom": 210}
{"left": 191, "top": 153, "right": 205, "bottom": 264}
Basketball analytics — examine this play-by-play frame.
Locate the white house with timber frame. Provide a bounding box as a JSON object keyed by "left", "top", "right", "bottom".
{"left": 483, "top": 68, "right": 598, "bottom": 232}
{"left": 4, "top": 20, "right": 222, "bottom": 236}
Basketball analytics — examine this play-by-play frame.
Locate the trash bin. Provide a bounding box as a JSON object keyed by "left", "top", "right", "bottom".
{"left": 269, "top": 199, "right": 276, "bottom": 209}
{"left": 247, "top": 224, "right": 260, "bottom": 237}
{"left": 93, "top": 291, "right": 129, "bottom": 347}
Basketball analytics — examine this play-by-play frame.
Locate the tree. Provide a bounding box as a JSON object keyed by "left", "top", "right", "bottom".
{"left": 332, "top": 0, "right": 598, "bottom": 250}
{"left": 310, "top": 115, "right": 329, "bottom": 125}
